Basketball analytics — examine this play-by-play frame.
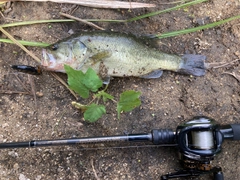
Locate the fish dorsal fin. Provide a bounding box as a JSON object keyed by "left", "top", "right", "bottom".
{"left": 139, "top": 34, "right": 161, "bottom": 49}
{"left": 140, "top": 70, "right": 163, "bottom": 79}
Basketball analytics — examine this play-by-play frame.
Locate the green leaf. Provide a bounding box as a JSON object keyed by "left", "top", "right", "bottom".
{"left": 84, "top": 104, "right": 106, "bottom": 122}
{"left": 82, "top": 68, "right": 102, "bottom": 92}
{"left": 95, "top": 91, "right": 114, "bottom": 102}
{"left": 65, "top": 65, "right": 103, "bottom": 98}
{"left": 117, "top": 90, "right": 141, "bottom": 119}
{"left": 64, "top": 65, "right": 89, "bottom": 98}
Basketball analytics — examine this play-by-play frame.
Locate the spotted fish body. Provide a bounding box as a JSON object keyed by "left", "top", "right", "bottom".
{"left": 41, "top": 31, "right": 206, "bottom": 78}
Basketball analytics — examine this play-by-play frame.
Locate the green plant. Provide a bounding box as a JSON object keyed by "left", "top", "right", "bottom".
{"left": 65, "top": 65, "right": 141, "bottom": 122}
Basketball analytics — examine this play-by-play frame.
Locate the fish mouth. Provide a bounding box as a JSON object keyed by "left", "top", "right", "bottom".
{"left": 42, "top": 49, "right": 57, "bottom": 70}
{"left": 41, "top": 49, "right": 50, "bottom": 66}
{"left": 41, "top": 49, "right": 66, "bottom": 72}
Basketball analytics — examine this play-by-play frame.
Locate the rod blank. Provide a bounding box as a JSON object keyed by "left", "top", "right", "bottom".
{"left": 0, "top": 133, "right": 153, "bottom": 149}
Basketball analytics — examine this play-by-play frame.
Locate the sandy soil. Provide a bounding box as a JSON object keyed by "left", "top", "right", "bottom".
{"left": 0, "top": 0, "right": 240, "bottom": 179}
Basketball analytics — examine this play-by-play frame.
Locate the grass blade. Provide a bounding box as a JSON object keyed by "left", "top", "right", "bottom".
{"left": 127, "top": 0, "right": 207, "bottom": 22}
{"left": 0, "top": 38, "right": 50, "bottom": 47}
{"left": 156, "top": 15, "right": 240, "bottom": 38}
{"left": 0, "top": 19, "right": 75, "bottom": 28}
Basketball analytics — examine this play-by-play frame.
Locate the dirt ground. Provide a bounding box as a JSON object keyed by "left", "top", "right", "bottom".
{"left": 0, "top": 0, "right": 240, "bottom": 180}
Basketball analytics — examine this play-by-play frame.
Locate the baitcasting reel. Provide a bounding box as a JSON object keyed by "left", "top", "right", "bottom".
{"left": 0, "top": 116, "right": 240, "bottom": 179}
{"left": 160, "top": 116, "right": 234, "bottom": 179}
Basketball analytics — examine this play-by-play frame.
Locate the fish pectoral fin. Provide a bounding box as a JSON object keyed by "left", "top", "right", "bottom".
{"left": 90, "top": 50, "right": 111, "bottom": 64}
{"left": 140, "top": 70, "right": 163, "bottom": 79}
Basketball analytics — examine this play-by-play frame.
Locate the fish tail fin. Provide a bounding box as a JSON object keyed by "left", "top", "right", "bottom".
{"left": 178, "top": 54, "right": 207, "bottom": 76}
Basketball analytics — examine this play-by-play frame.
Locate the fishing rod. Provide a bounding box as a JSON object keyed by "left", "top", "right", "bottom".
{"left": 1, "top": 116, "right": 240, "bottom": 179}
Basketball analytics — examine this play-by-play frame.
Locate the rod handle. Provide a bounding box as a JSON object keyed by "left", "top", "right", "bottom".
{"left": 151, "top": 129, "right": 175, "bottom": 145}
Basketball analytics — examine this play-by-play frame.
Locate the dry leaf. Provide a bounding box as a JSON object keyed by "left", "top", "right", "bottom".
{"left": 0, "top": 0, "right": 155, "bottom": 9}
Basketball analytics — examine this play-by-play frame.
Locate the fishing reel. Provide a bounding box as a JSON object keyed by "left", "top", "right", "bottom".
{"left": 161, "top": 116, "right": 239, "bottom": 179}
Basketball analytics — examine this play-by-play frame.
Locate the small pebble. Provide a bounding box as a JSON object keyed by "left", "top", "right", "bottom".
{"left": 8, "top": 151, "right": 18, "bottom": 158}
{"left": 13, "top": 163, "right": 19, "bottom": 171}
{"left": 19, "top": 174, "right": 30, "bottom": 180}
{"left": 68, "top": 29, "right": 74, "bottom": 35}
{"left": 35, "top": 175, "right": 42, "bottom": 180}
{"left": 36, "top": 92, "right": 44, "bottom": 97}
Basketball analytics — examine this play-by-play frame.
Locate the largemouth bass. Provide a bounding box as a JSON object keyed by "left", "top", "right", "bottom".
{"left": 41, "top": 31, "right": 206, "bottom": 80}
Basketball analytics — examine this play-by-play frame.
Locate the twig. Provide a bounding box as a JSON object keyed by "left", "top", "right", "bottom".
{"left": 0, "top": 26, "right": 41, "bottom": 63}
{"left": 50, "top": 72, "right": 78, "bottom": 100}
{"left": 0, "top": 0, "right": 155, "bottom": 9}
{"left": 3, "top": 17, "right": 23, "bottom": 22}
{"left": 90, "top": 159, "right": 100, "bottom": 180}
{"left": 60, "top": 12, "right": 105, "bottom": 30}
{"left": 0, "top": 90, "right": 31, "bottom": 94}
{"left": 206, "top": 59, "right": 240, "bottom": 69}
{"left": 223, "top": 72, "right": 240, "bottom": 82}
{"left": 13, "top": 74, "right": 31, "bottom": 93}
{"left": 0, "top": 10, "right": 5, "bottom": 19}
{"left": 28, "top": 75, "right": 37, "bottom": 109}
{"left": 53, "top": 109, "right": 67, "bottom": 131}
{"left": 158, "top": 0, "right": 190, "bottom": 4}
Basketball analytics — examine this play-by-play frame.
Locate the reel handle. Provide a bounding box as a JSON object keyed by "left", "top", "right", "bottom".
{"left": 212, "top": 167, "right": 224, "bottom": 180}
{"left": 214, "top": 171, "right": 224, "bottom": 180}
{"left": 230, "top": 124, "right": 240, "bottom": 140}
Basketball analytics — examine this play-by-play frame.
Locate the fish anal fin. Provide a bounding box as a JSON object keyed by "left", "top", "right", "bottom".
{"left": 140, "top": 70, "right": 163, "bottom": 79}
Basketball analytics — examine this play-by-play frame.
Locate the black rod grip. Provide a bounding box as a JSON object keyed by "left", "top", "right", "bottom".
{"left": 230, "top": 124, "right": 240, "bottom": 140}
{"left": 0, "top": 141, "right": 35, "bottom": 149}
{"left": 151, "top": 129, "right": 175, "bottom": 145}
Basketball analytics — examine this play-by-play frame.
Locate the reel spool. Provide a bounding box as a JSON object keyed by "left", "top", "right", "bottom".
{"left": 191, "top": 130, "right": 214, "bottom": 150}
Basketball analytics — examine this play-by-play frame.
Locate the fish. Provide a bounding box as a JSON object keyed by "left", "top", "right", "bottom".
{"left": 11, "top": 65, "right": 42, "bottom": 75}
{"left": 41, "top": 31, "right": 206, "bottom": 81}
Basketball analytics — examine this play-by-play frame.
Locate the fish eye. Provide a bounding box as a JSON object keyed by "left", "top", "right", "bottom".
{"left": 51, "top": 44, "right": 58, "bottom": 51}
